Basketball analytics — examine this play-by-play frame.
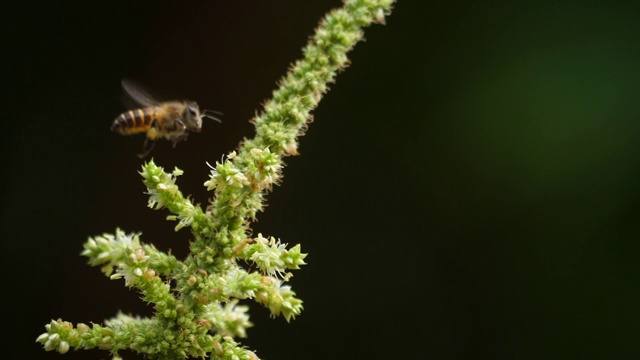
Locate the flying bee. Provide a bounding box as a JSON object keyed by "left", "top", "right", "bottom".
{"left": 111, "top": 80, "right": 222, "bottom": 158}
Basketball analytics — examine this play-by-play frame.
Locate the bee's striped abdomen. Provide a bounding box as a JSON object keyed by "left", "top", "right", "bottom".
{"left": 111, "top": 108, "right": 154, "bottom": 134}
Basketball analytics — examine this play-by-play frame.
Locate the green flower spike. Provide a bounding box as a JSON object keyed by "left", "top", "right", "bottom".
{"left": 37, "top": 1, "right": 395, "bottom": 359}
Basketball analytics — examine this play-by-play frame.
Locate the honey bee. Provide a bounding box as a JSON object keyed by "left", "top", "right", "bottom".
{"left": 111, "top": 80, "right": 221, "bottom": 158}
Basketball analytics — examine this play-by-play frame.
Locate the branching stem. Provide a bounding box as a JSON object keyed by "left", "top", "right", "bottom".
{"left": 37, "top": 1, "right": 395, "bottom": 359}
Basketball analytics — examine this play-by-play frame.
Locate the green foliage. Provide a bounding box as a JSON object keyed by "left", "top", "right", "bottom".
{"left": 37, "top": 1, "right": 395, "bottom": 358}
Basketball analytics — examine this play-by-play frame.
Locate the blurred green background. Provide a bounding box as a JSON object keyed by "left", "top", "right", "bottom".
{"left": 3, "top": 1, "right": 640, "bottom": 359}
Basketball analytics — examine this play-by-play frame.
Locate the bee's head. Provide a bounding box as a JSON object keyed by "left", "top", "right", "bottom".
{"left": 184, "top": 102, "right": 203, "bottom": 132}
{"left": 184, "top": 102, "right": 222, "bottom": 133}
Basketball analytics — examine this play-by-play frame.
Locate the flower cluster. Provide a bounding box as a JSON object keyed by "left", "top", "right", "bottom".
{"left": 245, "top": 234, "right": 307, "bottom": 279}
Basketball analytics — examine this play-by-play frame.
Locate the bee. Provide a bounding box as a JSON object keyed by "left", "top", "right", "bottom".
{"left": 111, "top": 80, "right": 221, "bottom": 158}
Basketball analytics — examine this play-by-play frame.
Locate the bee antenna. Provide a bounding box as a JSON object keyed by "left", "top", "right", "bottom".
{"left": 202, "top": 109, "right": 223, "bottom": 123}
{"left": 204, "top": 109, "right": 224, "bottom": 117}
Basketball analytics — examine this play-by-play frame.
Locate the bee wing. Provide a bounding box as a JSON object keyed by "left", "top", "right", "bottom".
{"left": 121, "top": 79, "right": 160, "bottom": 108}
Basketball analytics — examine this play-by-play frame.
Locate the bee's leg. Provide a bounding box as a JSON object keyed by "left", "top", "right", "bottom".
{"left": 138, "top": 138, "right": 156, "bottom": 158}
{"left": 137, "top": 119, "right": 160, "bottom": 158}
{"left": 172, "top": 133, "right": 189, "bottom": 148}
{"left": 176, "top": 118, "right": 186, "bottom": 130}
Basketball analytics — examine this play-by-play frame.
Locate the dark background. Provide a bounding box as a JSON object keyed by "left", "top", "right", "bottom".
{"left": 4, "top": 1, "right": 640, "bottom": 359}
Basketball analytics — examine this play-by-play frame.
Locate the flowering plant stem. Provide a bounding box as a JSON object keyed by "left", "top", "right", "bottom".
{"left": 37, "top": 1, "right": 395, "bottom": 359}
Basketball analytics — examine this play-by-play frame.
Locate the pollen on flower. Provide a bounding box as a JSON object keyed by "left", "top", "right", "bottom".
{"left": 134, "top": 248, "right": 146, "bottom": 261}
{"left": 257, "top": 291, "right": 269, "bottom": 303}
{"left": 188, "top": 275, "right": 197, "bottom": 286}
{"left": 195, "top": 318, "right": 212, "bottom": 329}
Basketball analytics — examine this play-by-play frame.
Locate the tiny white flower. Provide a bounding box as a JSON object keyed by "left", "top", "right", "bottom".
{"left": 110, "top": 273, "right": 124, "bottom": 280}
{"left": 44, "top": 339, "right": 55, "bottom": 351}
{"left": 58, "top": 341, "right": 70, "bottom": 354}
